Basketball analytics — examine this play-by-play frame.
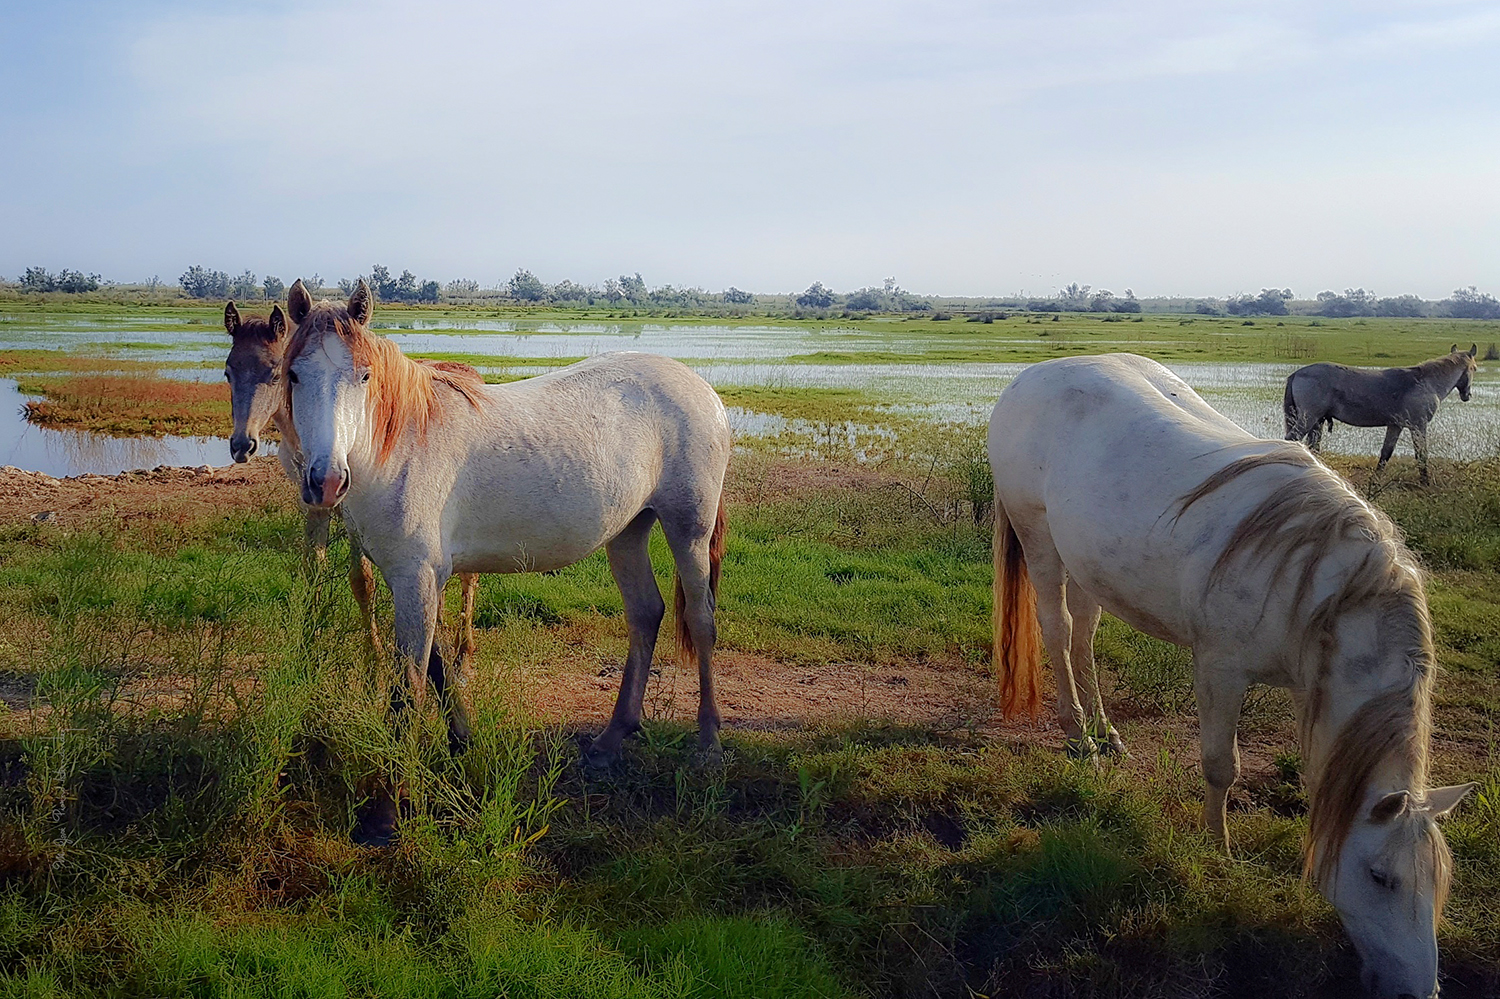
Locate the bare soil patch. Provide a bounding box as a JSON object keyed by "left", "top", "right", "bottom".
{"left": 0, "top": 458, "right": 291, "bottom": 528}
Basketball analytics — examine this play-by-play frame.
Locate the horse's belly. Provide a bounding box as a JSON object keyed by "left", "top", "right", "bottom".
{"left": 1051, "top": 540, "right": 1194, "bottom": 646}
{"left": 445, "top": 484, "right": 647, "bottom": 575}
{"left": 451, "top": 533, "right": 608, "bottom": 574}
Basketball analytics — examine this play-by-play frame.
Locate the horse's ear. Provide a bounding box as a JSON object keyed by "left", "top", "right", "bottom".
{"left": 1369, "top": 790, "right": 1409, "bottom": 823}
{"left": 1426, "top": 783, "right": 1476, "bottom": 820}
{"left": 224, "top": 301, "right": 241, "bottom": 336}
{"left": 1451, "top": 343, "right": 1459, "bottom": 353}
{"left": 348, "top": 279, "right": 373, "bottom": 326}
{"left": 1469, "top": 343, "right": 1478, "bottom": 357}
{"left": 288, "top": 280, "right": 312, "bottom": 325}
{"left": 269, "top": 305, "right": 287, "bottom": 340}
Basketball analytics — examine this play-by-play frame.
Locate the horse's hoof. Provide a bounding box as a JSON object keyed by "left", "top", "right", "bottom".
{"left": 1100, "top": 732, "right": 1128, "bottom": 757}
{"left": 693, "top": 741, "right": 724, "bottom": 769}
{"left": 447, "top": 728, "right": 471, "bottom": 758}
{"left": 1064, "top": 735, "right": 1099, "bottom": 760}
{"left": 582, "top": 738, "right": 620, "bottom": 770}
{"left": 353, "top": 795, "right": 400, "bottom": 847}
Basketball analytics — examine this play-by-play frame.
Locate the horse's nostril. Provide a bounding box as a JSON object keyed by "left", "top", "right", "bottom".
{"left": 246, "top": 439, "right": 257, "bottom": 455}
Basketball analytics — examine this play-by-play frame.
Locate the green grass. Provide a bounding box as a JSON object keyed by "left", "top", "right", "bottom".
{"left": 0, "top": 301, "right": 1493, "bottom": 999}
{"left": 0, "top": 420, "right": 1495, "bottom": 994}
{"left": 7, "top": 303, "right": 1500, "bottom": 366}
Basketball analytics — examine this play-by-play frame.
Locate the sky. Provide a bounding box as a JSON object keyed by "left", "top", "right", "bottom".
{"left": 2, "top": 0, "right": 1498, "bottom": 298}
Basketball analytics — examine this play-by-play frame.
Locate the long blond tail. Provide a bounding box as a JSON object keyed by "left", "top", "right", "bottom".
{"left": 994, "top": 502, "right": 1044, "bottom": 720}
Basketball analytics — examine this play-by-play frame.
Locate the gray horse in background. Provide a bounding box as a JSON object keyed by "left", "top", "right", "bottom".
{"left": 1284, "top": 344, "right": 1478, "bottom": 484}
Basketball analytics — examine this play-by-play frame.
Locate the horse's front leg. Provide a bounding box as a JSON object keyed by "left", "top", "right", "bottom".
{"left": 388, "top": 564, "right": 443, "bottom": 719}
{"left": 303, "top": 506, "right": 331, "bottom": 571}
{"left": 347, "top": 530, "right": 383, "bottom": 659}
{"left": 1194, "top": 663, "right": 1248, "bottom": 853}
{"left": 355, "top": 562, "right": 442, "bottom": 845}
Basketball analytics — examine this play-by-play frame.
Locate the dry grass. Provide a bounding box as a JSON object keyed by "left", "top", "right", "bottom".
{"left": 18, "top": 374, "right": 230, "bottom": 437}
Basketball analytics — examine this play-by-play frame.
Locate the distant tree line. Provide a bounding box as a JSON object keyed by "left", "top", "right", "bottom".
{"left": 10, "top": 265, "right": 1500, "bottom": 321}
{"left": 19, "top": 267, "right": 100, "bottom": 293}
{"left": 179, "top": 266, "right": 294, "bottom": 301}
{"left": 341, "top": 265, "right": 440, "bottom": 304}
{"left": 498, "top": 269, "right": 757, "bottom": 309}
{"left": 1025, "top": 283, "right": 1142, "bottom": 314}
{"left": 1180, "top": 286, "right": 1500, "bottom": 320}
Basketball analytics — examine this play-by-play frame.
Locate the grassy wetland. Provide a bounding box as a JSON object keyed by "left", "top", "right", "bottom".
{"left": 0, "top": 303, "right": 1497, "bottom": 997}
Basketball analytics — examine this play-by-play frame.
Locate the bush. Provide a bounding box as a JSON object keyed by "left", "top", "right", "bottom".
{"left": 21, "top": 267, "right": 102, "bottom": 294}
{"left": 180, "top": 266, "right": 230, "bottom": 299}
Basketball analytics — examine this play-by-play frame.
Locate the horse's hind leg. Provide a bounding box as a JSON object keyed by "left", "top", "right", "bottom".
{"left": 660, "top": 504, "right": 724, "bottom": 762}
{"left": 1016, "top": 529, "right": 1091, "bottom": 757}
{"left": 1304, "top": 418, "right": 1323, "bottom": 452}
{"left": 586, "top": 511, "right": 663, "bottom": 768}
{"left": 1065, "top": 581, "right": 1123, "bottom": 756}
{"left": 454, "top": 573, "right": 478, "bottom": 671}
{"left": 1412, "top": 424, "right": 1431, "bottom": 485}
{"left": 1376, "top": 425, "right": 1402, "bottom": 476}
{"left": 1194, "top": 661, "right": 1248, "bottom": 853}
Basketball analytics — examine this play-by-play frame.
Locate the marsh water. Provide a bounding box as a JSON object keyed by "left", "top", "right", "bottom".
{"left": 3, "top": 315, "right": 1498, "bottom": 472}
{"left": 0, "top": 378, "right": 234, "bottom": 477}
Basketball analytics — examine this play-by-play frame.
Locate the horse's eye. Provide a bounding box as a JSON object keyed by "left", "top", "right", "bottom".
{"left": 1370, "top": 868, "right": 1395, "bottom": 890}
{"left": 223, "top": 370, "right": 230, "bottom": 382}
{"left": 289, "top": 370, "right": 299, "bottom": 385}
{"left": 361, "top": 372, "right": 371, "bottom": 384}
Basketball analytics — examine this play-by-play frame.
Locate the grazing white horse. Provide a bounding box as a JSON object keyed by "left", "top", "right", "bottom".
{"left": 281, "top": 280, "right": 731, "bottom": 824}
{"left": 989, "top": 354, "right": 1473, "bottom": 999}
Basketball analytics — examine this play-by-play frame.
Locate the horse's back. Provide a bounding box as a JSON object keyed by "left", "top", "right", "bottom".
{"left": 435, "top": 352, "right": 729, "bottom": 572}
{"left": 493, "top": 352, "right": 722, "bottom": 424}
{"left": 989, "top": 354, "right": 1282, "bottom": 645}
{"left": 990, "top": 354, "right": 1252, "bottom": 477}
{"left": 1288, "top": 360, "right": 1417, "bottom": 427}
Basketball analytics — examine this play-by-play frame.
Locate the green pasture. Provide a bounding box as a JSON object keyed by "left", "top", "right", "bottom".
{"left": 0, "top": 447, "right": 1494, "bottom": 997}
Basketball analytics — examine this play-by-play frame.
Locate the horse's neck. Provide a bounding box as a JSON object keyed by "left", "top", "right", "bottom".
{"left": 271, "top": 407, "right": 304, "bottom": 473}
{"left": 1300, "top": 602, "right": 1428, "bottom": 805}
{"left": 1419, "top": 359, "right": 1463, "bottom": 394}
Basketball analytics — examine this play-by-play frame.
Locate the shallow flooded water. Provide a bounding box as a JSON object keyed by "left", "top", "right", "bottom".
{"left": 0, "top": 379, "right": 237, "bottom": 477}
{"left": 4, "top": 315, "right": 1498, "bottom": 467}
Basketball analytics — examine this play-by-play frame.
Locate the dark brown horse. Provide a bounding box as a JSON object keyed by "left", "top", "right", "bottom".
{"left": 1284, "top": 345, "right": 1478, "bottom": 484}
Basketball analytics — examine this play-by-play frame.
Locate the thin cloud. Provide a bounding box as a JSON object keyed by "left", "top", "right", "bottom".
{"left": 2, "top": 0, "right": 1497, "bottom": 296}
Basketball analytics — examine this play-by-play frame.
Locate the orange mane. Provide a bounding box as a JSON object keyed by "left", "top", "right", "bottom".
{"left": 283, "top": 303, "right": 485, "bottom": 463}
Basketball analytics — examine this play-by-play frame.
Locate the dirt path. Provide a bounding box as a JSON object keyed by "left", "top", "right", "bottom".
{"left": 0, "top": 459, "right": 288, "bottom": 527}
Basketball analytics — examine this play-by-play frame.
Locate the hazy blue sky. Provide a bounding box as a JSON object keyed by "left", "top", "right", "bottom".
{"left": 3, "top": 0, "right": 1497, "bottom": 297}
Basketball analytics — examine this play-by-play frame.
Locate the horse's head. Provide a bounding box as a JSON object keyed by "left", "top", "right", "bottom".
{"left": 1323, "top": 783, "right": 1473, "bottom": 999}
{"left": 223, "top": 300, "right": 289, "bottom": 462}
{"left": 1450, "top": 343, "right": 1478, "bottom": 402}
{"left": 283, "top": 279, "right": 379, "bottom": 508}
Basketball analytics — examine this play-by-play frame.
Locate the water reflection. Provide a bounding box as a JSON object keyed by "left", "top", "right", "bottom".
{"left": 0, "top": 379, "right": 241, "bottom": 477}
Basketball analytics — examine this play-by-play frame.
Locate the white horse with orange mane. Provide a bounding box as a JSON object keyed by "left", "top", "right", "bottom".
{"left": 220, "top": 300, "right": 480, "bottom": 669}
{"left": 989, "top": 353, "right": 1473, "bottom": 999}
{"left": 280, "top": 280, "right": 731, "bottom": 838}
